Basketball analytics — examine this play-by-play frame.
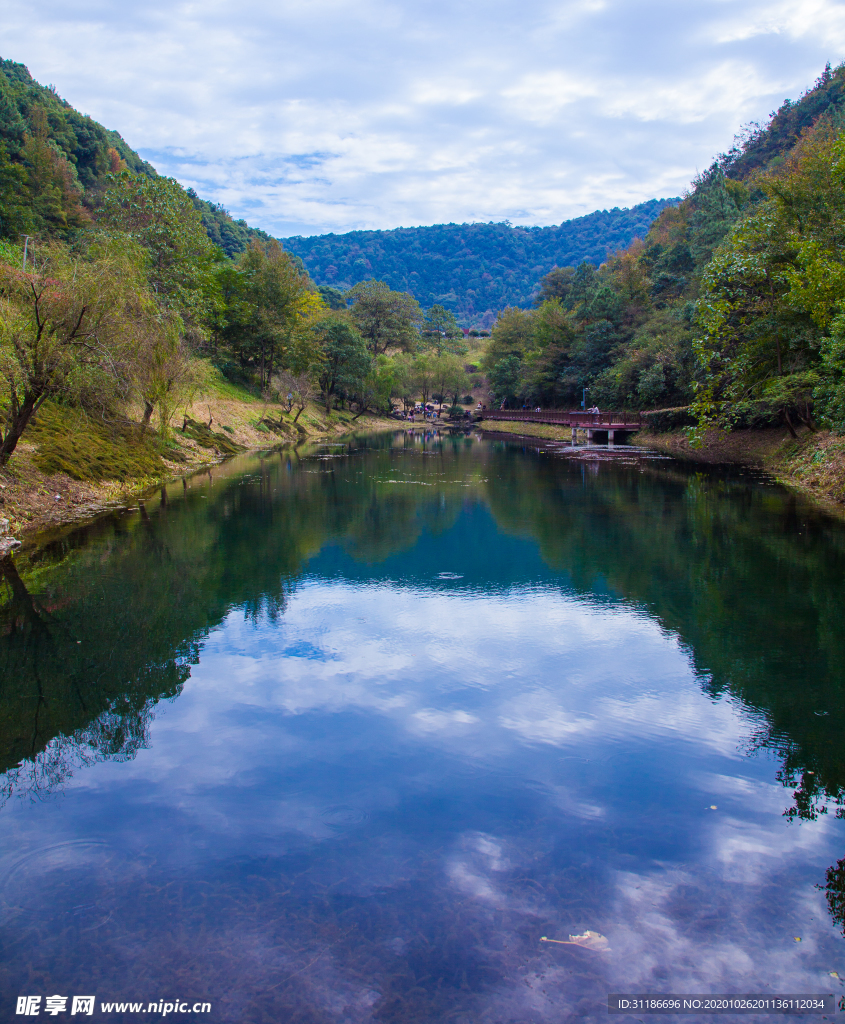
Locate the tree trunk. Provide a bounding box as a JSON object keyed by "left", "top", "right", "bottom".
{"left": 293, "top": 405, "right": 305, "bottom": 423}
{"left": 0, "top": 393, "right": 40, "bottom": 466}
{"left": 142, "top": 401, "right": 155, "bottom": 427}
{"left": 783, "top": 409, "right": 799, "bottom": 439}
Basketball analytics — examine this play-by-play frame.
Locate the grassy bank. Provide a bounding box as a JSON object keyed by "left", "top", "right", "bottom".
{"left": 476, "top": 418, "right": 575, "bottom": 441}
{"left": 0, "top": 376, "right": 393, "bottom": 542}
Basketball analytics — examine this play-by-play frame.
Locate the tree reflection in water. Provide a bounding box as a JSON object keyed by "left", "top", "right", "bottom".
{"left": 2, "top": 429, "right": 845, "bottom": 948}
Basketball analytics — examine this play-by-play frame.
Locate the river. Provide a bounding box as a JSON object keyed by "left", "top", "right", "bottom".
{"left": 1, "top": 430, "right": 844, "bottom": 1022}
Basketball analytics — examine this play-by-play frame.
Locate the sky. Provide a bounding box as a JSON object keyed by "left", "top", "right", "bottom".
{"left": 3, "top": 0, "right": 845, "bottom": 237}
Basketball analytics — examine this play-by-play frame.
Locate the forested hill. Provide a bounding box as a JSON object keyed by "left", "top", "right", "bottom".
{"left": 0, "top": 57, "right": 272, "bottom": 257}
{"left": 476, "top": 61, "right": 845, "bottom": 431}
{"left": 282, "top": 200, "right": 678, "bottom": 326}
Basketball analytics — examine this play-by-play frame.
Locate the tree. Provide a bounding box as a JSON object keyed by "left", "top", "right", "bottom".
{"left": 317, "top": 285, "right": 347, "bottom": 310}
{"left": 19, "top": 107, "right": 89, "bottom": 236}
{"left": 0, "top": 143, "right": 33, "bottom": 241}
{"left": 0, "top": 237, "right": 150, "bottom": 464}
{"left": 351, "top": 355, "right": 394, "bottom": 418}
{"left": 431, "top": 354, "right": 468, "bottom": 410}
{"left": 274, "top": 367, "right": 320, "bottom": 424}
{"left": 488, "top": 355, "right": 523, "bottom": 408}
{"left": 389, "top": 353, "right": 419, "bottom": 412}
{"left": 481, "top": 306, "right": 535, "bottom": 372}
{"left": 347, "top": 279, "right": 423, "bottom": 356}
{"left": 312, "top": 315, "right": 370, "bottom": 414}
{"left": 691, "top": 121, "right": 845, "bottom": 436}
{"left": 100, "top": 172, "right": 223, "bottom": 325}
{"left": 423, "top": 304, "right": 466, "bottom": 356}
{"left": 133, "top": 315, "right": 202, "bottom": 434}
{"left": 412, "top": 353, "right": 437, "bottom": 406}
{"left": 222, "top": 241, "right": 314, "bottom": 389}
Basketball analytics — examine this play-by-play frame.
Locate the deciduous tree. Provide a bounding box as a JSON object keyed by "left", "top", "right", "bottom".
{"left": 348, "top": 280, "right": 423, "bottom": 356}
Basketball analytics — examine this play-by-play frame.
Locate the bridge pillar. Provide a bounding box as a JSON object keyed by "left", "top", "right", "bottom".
{"left": 571, "top": 427, "right": 577, "bottom": 444}
{"left": 608, "top": 429, "right": 615, "bottom": 444}
{"left": 586, "top": 429, "right": 593, "bottom": 442}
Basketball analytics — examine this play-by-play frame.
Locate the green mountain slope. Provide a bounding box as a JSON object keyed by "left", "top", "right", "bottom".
{"left": 0, "top": 57, "right": 271, "bottom": 256}
{"left": 282, "top": 200, "right": 678, "bottom": 325}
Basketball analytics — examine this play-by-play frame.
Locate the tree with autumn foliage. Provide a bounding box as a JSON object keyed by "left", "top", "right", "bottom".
{"left": 0, "top": 236, "right": 160, "bottom": 463}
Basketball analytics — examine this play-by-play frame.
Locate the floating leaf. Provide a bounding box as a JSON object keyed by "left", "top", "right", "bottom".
{"left": 569, "top": 930, "right": 611, "bottom": 951}
{"left": 541, "top": 930, "right": 610, "bottom": 951}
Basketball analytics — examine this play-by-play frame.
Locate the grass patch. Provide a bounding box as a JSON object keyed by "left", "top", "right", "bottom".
{"left": 204, "top": 364, "right": 262, "bottom": 403}
{"left": 28, "top": 403, "right": 167, "bottom": 482}
{"left": 477, "top": 418, "right": 574, "bottom": 441}
{"left": 180, "top": 418, "right": 245, "bottom": 454}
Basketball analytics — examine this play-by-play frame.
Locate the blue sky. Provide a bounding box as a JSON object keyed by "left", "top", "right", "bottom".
{"left": 4, "top": 0, "right": 845, "bottom": 236}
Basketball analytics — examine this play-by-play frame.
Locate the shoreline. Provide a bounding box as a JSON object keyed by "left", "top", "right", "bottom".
{"left": 477, "top": 417, "right": 845, "bottom": 515}
{"left": 0, "top": 406, "right": 396, "bottom": 552}
{"left": 6, "top": 414, "right": 844, "bottom": 553}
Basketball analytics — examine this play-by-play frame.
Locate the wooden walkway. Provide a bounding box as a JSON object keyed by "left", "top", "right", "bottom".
{"left": 481, "top": 409, "right": 641, "bottom": 437}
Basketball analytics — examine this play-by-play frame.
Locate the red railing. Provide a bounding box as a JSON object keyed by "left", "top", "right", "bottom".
{"left": 481, "top": 409, "right": 642, "bottom": 427}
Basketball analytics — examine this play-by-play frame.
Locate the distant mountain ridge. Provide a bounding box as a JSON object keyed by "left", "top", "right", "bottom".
{"left": 282, "top": 200, "right": 679, "bottom": 326}
{"left": 0, "top": 54, "right": 676, "bottom": 324}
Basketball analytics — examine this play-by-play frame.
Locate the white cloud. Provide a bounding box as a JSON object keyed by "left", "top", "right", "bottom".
{"left": 2, "top": 0, "right": 843, "bottom": 234}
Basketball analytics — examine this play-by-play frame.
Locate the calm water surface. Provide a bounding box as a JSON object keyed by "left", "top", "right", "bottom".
{"left": 2, "top": 431, "right": 845, "bottom": 1023}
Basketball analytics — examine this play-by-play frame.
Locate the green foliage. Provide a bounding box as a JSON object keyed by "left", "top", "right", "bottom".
{"left": 347, "top": 279, "right": 424, "bottom": 356}
{"left": 282, "top": 200, "right": 679, "bottom": 325}
{"left": 638, "top": 407, "right": 696, "bottom": 432}
{"left": 488, "top": 355, "right": 523, "bottom": 407}
{"left": 312, "top": 315, "right": 370, "bottom": 413}
{"left": 101, "top": 173, "right": 225, "bottom": 323}
{"left": 691, "top": 117, "right": 845, "bottom": 436}
{"left": 422, "top": 304, "right": 466, "bottom": 356}
{"left": 217, "top": 240, "right": 317, "bottom": 389}
{"left": 0, "top": 234, "right": 156, "bottom": 463}
{"left": 317, "top": 285, "right": 348, "bottom": 310}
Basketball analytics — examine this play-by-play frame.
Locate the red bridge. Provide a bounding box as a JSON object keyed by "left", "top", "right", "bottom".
{"left": 480, "top": 409, "right": 642, "bottom": 441}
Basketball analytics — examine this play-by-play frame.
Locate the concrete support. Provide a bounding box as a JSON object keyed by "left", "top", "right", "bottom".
{"left": 608, "top": 429, "right": 615, "bottom": 444}
{"left": 571, "top": 427, "right": 577, "bottom": 444}
{"left": 586, "top": 429, "right": 593, "bottom": 442}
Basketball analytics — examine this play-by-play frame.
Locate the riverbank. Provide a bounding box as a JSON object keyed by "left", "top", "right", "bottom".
{"left": 477, "top": 416, "right": 845, "bottom": 512}
{"left": 0, "top": 385, "right": 393, "bottom": 545}
{"left": 476, "top": 418, "right": 575, "bottom": 441}
{"left": 635, "top": 426, "right": 845, "bottom": 512}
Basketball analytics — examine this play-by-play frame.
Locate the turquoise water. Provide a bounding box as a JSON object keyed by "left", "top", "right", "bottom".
{"left": 1, "top": 431, "right": 844, "bottom": 1022}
